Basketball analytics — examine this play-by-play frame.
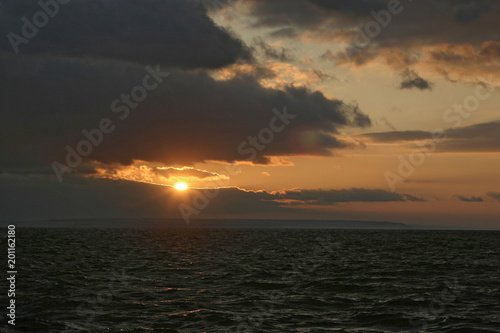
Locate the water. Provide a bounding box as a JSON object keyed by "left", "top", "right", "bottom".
{"left": 4, "top": 228, "right": 500, "bottom": 332}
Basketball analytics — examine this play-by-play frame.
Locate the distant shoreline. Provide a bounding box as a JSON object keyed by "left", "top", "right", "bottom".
{"left": 1, "top": 218, "right": 498, "bottom": 230}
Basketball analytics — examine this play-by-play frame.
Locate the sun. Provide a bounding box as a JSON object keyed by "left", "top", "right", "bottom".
{"left": 174, "top": 183, "right": 188, "bottom": 191}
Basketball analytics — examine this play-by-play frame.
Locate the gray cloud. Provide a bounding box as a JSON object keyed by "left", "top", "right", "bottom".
{"left": 0, "top": 0, "right": 251, "bottom": 69}
{"left": 449, "top": 0, "right": 496, "bottom": 23}
{"left": 456, "top": 195, "right": 484, "bottom": 202}
{"left": 378, "top": 117, "right": 396, "bottom": 130}
{"left": 240, "top": 0, "right": 500, "bottom": 46}
{"left": 244, "top": 0, "right": 383, "bottom": 30}
{"left": 0, "top": 56, "right": 371, "bottom": 171}
{"left": 307, "top": 0, "right": 387, "bottom": 14}
{"left": 268, "top": 27, "right": 299, "bottom": 39}
{"left": 309, "top": 69, "right": 336, "bottom": 83}
{"left": 0, "top": 172, "right": 423, "bottom": 221}
{"left": 359, "top": 130, "right": 431, "bottom": 142}
{"left": 274, "top": 188, "right": 424, "bottom": 205}
{"left": 399, "top": 70, "right": 433, "bottom": 91}
{"left": 237, "top": 0, "right": 500, "bottom": 83}
{"left": 359, "top": 121, "right": 500, "bottom": 152}
{"left": 487, "top": 192, "right": 500, "bottom": 201}
{"left": 252, "top": 36, "right": 295, "bottom": 61}
{"left": 190, "top": 0, "right": 237, "bottom": 12}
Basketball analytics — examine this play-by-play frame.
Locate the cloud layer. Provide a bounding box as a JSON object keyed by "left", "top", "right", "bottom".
{"left": 359, "top": 121, "right": 500, "bottom": 152}
{"left": 0, "top": 56, "right": 371, "bottom": 171}
{"left": 0, "top": 172, "right": 423, "bottom": 221}
{"left": 1, "top": 0, "right": 251, "bottom": 68}
{"left": 243, "top": 0, "right": 500, "bottom": 83}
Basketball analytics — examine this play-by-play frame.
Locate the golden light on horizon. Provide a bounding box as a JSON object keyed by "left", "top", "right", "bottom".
{"left": 174, "top": 183, "right": 189, "bottom": 191}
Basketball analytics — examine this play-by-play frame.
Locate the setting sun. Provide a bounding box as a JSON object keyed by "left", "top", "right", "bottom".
{"left": 174, "top": 183, "right": 188, "bottom": 191}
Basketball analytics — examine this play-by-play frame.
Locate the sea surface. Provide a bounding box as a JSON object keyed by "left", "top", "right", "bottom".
{"left": 3, "top": 228, "right": 500, "bottom": 332}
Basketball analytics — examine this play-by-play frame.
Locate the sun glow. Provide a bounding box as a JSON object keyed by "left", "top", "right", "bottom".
{"left": 174, "top": 183, "right": 189, "bottom": 191}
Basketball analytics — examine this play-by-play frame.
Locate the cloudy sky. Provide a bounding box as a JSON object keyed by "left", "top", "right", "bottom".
{"left": 1, "top": 0, "right": 499, "bottom": 227}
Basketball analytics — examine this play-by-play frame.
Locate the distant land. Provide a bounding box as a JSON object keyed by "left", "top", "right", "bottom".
{"left": 1, "top": 218, "right": 497, "bottom": 230}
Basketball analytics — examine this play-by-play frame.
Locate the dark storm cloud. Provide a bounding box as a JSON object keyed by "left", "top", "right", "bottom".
{"left": 359, "top": 121, "right": 500, "bottom": 152}
{"left": 0, "top": 0, "right": 251, "bottom": 69}
{"left": 274, "top": 188, "right": 424, "bottom": 204}
{"left": 455, "top": 195, "right": 484, "bottom": 202}
{"left": 194, "top": 187, "right": 424, "bottom": 215}
{"left": 449, "top": 0, "right": 496, "bottom": 22}
{"left": 0, "top": 56, "right": 371, "bottom": 170}
{"left": 0, "top": 174, "right": 188, "bottom": 220}
{"left": 193, "top": 187, "right": 284, "bottom": 215}
{"left": 399, "top": 70, "right": 433, "bottom": 91}
{"left": 0, "top": 172, "right": 422, "bottom": 220}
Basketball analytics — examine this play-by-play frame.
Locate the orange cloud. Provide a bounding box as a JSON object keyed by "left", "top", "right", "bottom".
{"left": 91, "top": 161, "right": 229, "bottom": 188}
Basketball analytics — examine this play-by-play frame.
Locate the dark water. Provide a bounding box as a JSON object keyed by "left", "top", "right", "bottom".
{"left": 4, "top": 229, "right": 500, "bottom": 332}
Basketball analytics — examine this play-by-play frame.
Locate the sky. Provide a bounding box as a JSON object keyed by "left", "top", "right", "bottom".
{"left": 0, "top": 0, "right": 499, "bottom": 228}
